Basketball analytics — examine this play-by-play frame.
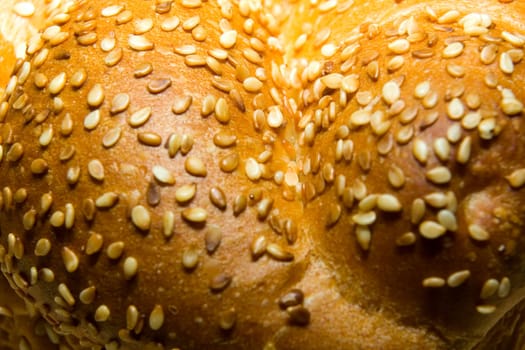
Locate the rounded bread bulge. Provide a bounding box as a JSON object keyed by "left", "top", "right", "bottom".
{"left": 1, "top": 0, "right": 525, "bottom": 349}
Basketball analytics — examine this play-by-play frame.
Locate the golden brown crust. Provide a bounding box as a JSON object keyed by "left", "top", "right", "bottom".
{"left": 1, "top": 0, "right": 525, "bottom": 349}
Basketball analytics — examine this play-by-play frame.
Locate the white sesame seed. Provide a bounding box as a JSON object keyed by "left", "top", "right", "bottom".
{"left": 499, "top": 52, "right": 514, "bottom": 74}
{"left": 442, "top": 42, "right": 464, "bottom": 58}
{"left": 245, "top": 158, "right": 262, "bottom": 181}
{"left": 382, "top": 81, "right": 400, "bottom": 105}
{"left": 414, "top": 81, "right": 430, "bottom": 99}
{"left": 352, "top": 211, "right": 376, "bottom": 226}
{"left": 84, "top": 110, "right": 101, "bottom": 130}
{"left": 426, "top": 167, "right": 452, "bottom": 184}
{"left": 423, "top": 277, "right": 446, "bottom": 288}
{"left": 153, "top": 166, "right": 175, "bottom": 185}
{"left": 13, "top": 2, "right": 35, "bottom": 17}
{"left": 468, "top": 224, "right": 490, "bottom": 241}
{"left": 388, "top": 38, "right": 410, "bottom": 54}
{"left": 129, "top": 107, "right": 152, "bottom": 127}
{"left": 267, "top": 107, "right": 284, "bottom": 128}
{"left": 123, "top": 257, "right": 138, "bottom": 280}
{"left": 220, "top": 30, "right": 237, "bottom": 49}
{"left": 506, "top": 168, "right": 525, "bottom": 188}
{"left": 128, "top": 35, "right": 154, "bottom": 51}
{"left": 419, "top": 221, "right": 446, "bottom": 239}
{"left": 447, "top": 270, "right": 471, "bottom": 288}
{"left": 131, "top": 205, "right": 151, "bottom": 231}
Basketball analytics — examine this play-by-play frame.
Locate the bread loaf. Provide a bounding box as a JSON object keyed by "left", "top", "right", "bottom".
{"left": 1, "top": 0, "right": 525, "bottom": 349}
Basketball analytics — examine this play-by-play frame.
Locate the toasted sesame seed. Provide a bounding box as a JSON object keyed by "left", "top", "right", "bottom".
{"left": 461, "top": 112, "right": 481, "bottom": 130}
{"left": 423, "top": 277, "right": 446, "bottom": 288}
{"left": 50, "top": 210, "right": 65, "bottom": 227}
{"left": 476, "top": 305, "right": 496, "bottom": 315}
{"left": 215, "top": 98, "right": 231, "bottom": 123}
{"left": 162, "top": 211, "right": 175, "bottom": 238}
{"left": 95, "top": 305, "right": 110, "bottom": 322}
{"left": 107, "top": 242, "right": 125, "bottom": 260}
{"left": 419, "top": 221, "right": 446, "bottom": 239}
{"left": 58, "top": 283, "right": 75, "bottom": 306}
{"left": 355, "top": 225, "right": 371, "bottom": 250}
{"left": 131, "top": 205, "right": 151, "bottom": 231}
{"left": 62, "top": 247, "right": 79, "bottom": 273}
{"left": 395, "top": 232, "right": 417, "bottom": 246}
{"left": 34, "top": 238, "right": 51, "bottom": 256}
{"left": 433, "top": 138, "right": 450, "bottom": 162}
{"left": 266, "top": 243, "right": 294, "bottom": 261}
{"left": 79, "top": 286, "right": 96, "bottom": 305}
{"left": 498, "top": 277, "right": 511, "bottom": 298}
{"left": 175, "top": 184, "right": 196, "bottom": 203}
{"left": 245, "top": 158, "right": 262, "bottom": 181}
{"left": 134, "top": 63, "right": 153, "bottom": 78}
{"left": 172, "top": 95, "right": 193, "bottom": 114}
{"left": 30, "top": 158, "right": 49, "bottom": 175}
{"left": 352, "top": 211, "right": 376, "bottom": 226}
{"left": 182, "top": 208, "right": 207, "bottom": 223}
{"left": 86, "top": 232, "right": 104, "bottom": 255}
{"left": 481, "top": 279, "right": 499, "bottom": 299}
{"left": 426, "top": 167, "right": 452, "bottom": 184}
{"left": 437, "top": 210, "right": 458, "bottom": 231}
{"left": 129, "top": 107, "right": 152, "bottom": 127}
{"left": 185, "top": 157, "right": 207, "bottom": 177}
{"left": 377, "top": 194, "right": 402, "bottom": 212}
{"left": 148, "top": 305, "right": 165, "bottom": 331}
{"left": 447, "top": 270, "right": 471, "bottom": 288}
{"left": 148, "top": 79, "right": 172, "bottom": 94}
{"left": 210, "top": 273, "right": 233, "bottom": 292}
{"left": 209, "top": 187, "right": 227, "bottom": 210}
{"left": 123, "top": 257, "right": 138, "bottom": 280}
{"left": 151, "top": 166, "right": 175, "bottom": 185}
{"left": 468, "top": 224, "right": 490, "bottom": 241}
{"left": 506, "top": 168, "right": 525, "bottom": 188}
{"left": 501, "top": 97, "right": 523, "bottom": 115}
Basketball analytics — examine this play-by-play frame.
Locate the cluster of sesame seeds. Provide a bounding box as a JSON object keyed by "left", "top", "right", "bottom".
{"left": 0, "top": 0, "right": 525, "bottom": 348}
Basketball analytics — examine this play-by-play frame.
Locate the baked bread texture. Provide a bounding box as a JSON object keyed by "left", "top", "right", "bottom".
{"left": 1, "top": 0, "right": 525, "bottom": 349}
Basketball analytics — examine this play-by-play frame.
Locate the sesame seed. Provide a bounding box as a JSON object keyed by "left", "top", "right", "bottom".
{"left": 442, "top": 42, "right": 464, "bottom": 58}
{"left": 138, "top": 132, "right": 162, "bottom": 147}
{"left": 34, "top": 238, "right": 51, "bottom": 256}
{"left": 422, "top": 277, "right": 446, "bottom": 288}
{"left": 175, "top": 184, "right": 196, "bottom": 203}
{"left": 185, "top": 157, "right": 207, "bottom": 177}
{"left": 123, "top": 257, "right": 138, "bottom": 280}
{"left": 100, "top": 37, "right": 116, "bottom": 52}
{"left": 354, "top": 225, "right": 371, "bottom": 250}
{"left": 498, "top": 277, "right": 511, "bottom": 298}
{"left": 476, "top": 305, "right": 496, "bottom": 315}
{"left": 87, "top": 84, "right": 105, "bottom": 108}
{"left": 267, "top": 107, "right": 284, "bottom": 128}
{"left": 161, "top": 16, "right": 180, "bottom": 31}
{"left": 107, "top": 242, "right": 125, "bottom": 260}
{"left": 128, "top": 35, "right": 154, "bottom": 51}
{"left": 215, "top": 98, "right": 230, "bottom": 123}
{"left": 395, "top": 232, "right": 417, "bottom": 246}
{"left": 377, "top": 194, "right": 402, "bottom": 212}
{"left": 30, "top": 158, "right": 48, "bottom": 175}
{"left": 84, "top": 110, "right": 101, "bottom": 130}
{"left": 426, "top": 167, "right": 452, "bottom": 184}
{"left": 149, "top": 305, "right": 165, "bottom": 330}
{"left": 501, "top": 97, "right": 523, "bottom": 115}
{"left": 352, "top": 211, "right": 376, "bottom": 226}
{"left": 102, "top": 127, "right": 121, "bottom": 148}
{"left": 79, "top": 286, "right": 96, "bottom": 305}
{"left": 49, "top": 72, "right": 66, "bottom": 95}
{"left": 147, "top": 79, "right": 172, "bottom": 94}
{"left": 13, "top": 2, "right": 35, "bottom": 17}
{"left": 245, "top": 158, "right": 262, "bottom": 181}
{"left": 105, "top": 48, "right": 123, "bottom": 67}
{"left": 131, "top": 205, "right": 151, "bottom": 231}
{"left": 447, "top": 270, "right": 471, "bottom": 288}
{"left": 134, "top": 18, "right": 153, "bottom": 34}
{"left": 419, "top": 221, "right": 446, "bottom": 239}
{"left": 501, "top": 31, "right": 525, "bottom": 47}
{"left": 210, "top": 273, "right": 233, "bottom": 292}
{"left": 388, "top": 38, "right": 410, "bottom": 54}
{"left": 129, "top": 107, "right": 152, "bottom": 127}
{"left": 433, "top": 138, "right": 450, "bottom": 162}
{"left": 62, "top": 247, "right": 79, "bottom": 273}
{"left": 86, "top": 232, "right": 104, "bottom": 255}
{"left": 209, "top": 187, "right": 227, "bottom": 210}
{"left": 182, "top": 207, "right": 207, "bottom": 223}
{"left": 101, "top": 5, "right": 124, "bottom": 17}
{"left": 468, "top": 224, "right": 490, "bottom": 241}
{"left": 58, "top": 283, "right": 75, "bottom": 306}
{"left": 243, "top": 77, "right": 263, "bottom": 93}
{"left": 88, "top": 159, "right": 104, "bottom": 181}
{"left": 382, "top": 81, "right": 400, "bottom": 105}
{"left": 162, "top": 211, "right": 175, "bottom": 238}
{"left": 506, "top": 168, "right": 525, "bottom": 188}
{"left": 95, "top": 305, "right": 110, "bottom": 322}
{"left": 437, "top": 210, "right": 458, "bottom": 231}
{"left": 414, "top": 81, "right": 430, "bottom": 99}
{"left": 480, "top": 279, "right": 499, "bottom": 299}
{"left": 461, "top": 112, "right": 481, "bottom": 130}
{"left": 172, "top": 95, "right": 193, "bottom": 114}
{"left": 182, "top": 248, "right": 199, "bottom": 269}
{"left": 220, "top": 30, "right": 237, "bottom": 49}
{"left": 499, "top": 52, "right": 514, "bottom": 74}
{"left": 50, "top": 210, "right": 65, "bottom": 227}
{"left": 266, "top": 243, "right": 294, "bottom": 261}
